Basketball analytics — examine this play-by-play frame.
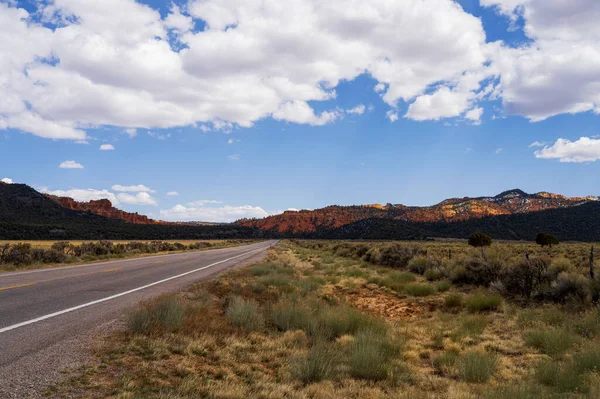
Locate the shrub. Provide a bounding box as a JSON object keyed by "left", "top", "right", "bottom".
{"left": 435, "top": 280, "right": 452, "bottom": 292}
{"left": 524, "top": 328, "right": 579, "bottom": 357}
{"left": 406, "top": 283, "right": 435, "bottom": 297}
{"left": 293, "top": 343, "right": 337, "bottom": 383}
{"left": 468, "top": 232, "right": 492, "bottom": 248}
{"left": 535, "top": 359, "right": 585, "bottom": 393}
{"left": 373, "top": 244, "right": 419, "bottom": 269}
{"left": 226, "top": 296, "right": 265, "bottom": 331}
{"left": 387, "top": 271, "right": 417, "bottom": 283}
{"left": 574, "top": 346, "right": 600, "bottom": 373}
{"left": 444, "top": 293, "right": 463, "bottom": 309}
{"left": 466, "top": 293, "right": 502, "bottom": 312}
{"left": 536, "top": 232, "right": 559, "bottom": 248}
{"left": 432, "top": 350, "right": 459, "bottom": 375}
{"left": 451, "top": 256, "right": 501, "bottom": 287}
{"left": 424, "top": 267, "right": 447, "bottom": 281}
{"left": 548, "top": 257, "right": 574, "bottom": 279}
{"left": 1, "top": 243, "right": 33, "bottom": 266}
{"left": 350, "top": 330, "right": 400, "bottom": 381}
{"left": 128, "top": 296, "right": 185, "bottom": 334}
{"left": 408, "top": 256, "right": 429, "bottom": 275}
{"left": 457, "top": 351, "right": 498, "bottom": 383}
{"left": 549, "top": 272, "right": 589, "bottom": 303}
{"left": 574, "top": 310, "right": 600, "bottom": 338}
{"left": 270, "top": 299, "right": 312, "bottom": 332}
{"left": 501, "top": 257, "right": 551, "bottom": 298}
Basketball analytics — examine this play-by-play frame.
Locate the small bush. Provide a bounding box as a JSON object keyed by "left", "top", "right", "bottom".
{"left": 432, "top": 350, "right": 459, "bottom": 375}
{"left": 128, "top": 296, "right": 185, "bottom": 334}
{"left": 408, "top": 256, "right": 429, "bottom": 275}
{"left": 535, "top": 359, "right": 586, "bottom": 393}
{"left": 387, "top": 271, "right": 417, "bottom": 283}
{"left": 466, "top": 293, "right": 502, "bottom": 312}
{"left": 574, "top": 346, "right": 600, "bottom": 373}
{"left": 457, "top": 351, "right": 498, "bottom": 383}
{"left": 444, "top": 293, "right": 463, "bottom": 309}
{"left": 293, "top": 343, "right": 337, "bottom": 383}
{"left": 549, "top": 272, "right": 589, "bottom": 303}
{"left": 524, "top": 328, "right": 579, "bottom": 357}
{"left": 226, "top": 296, "right": 265, "bottom": 331}
{"left": 406, "top": 283, "right": 435, "bottom": 297}
{"left": 350, "top": 330, "right": 400, "bottom": 381}
{"left": 435, "top": 280, "right": 452, "bottom": 292}
{"left": 451, "top": 256, "right": 501, "bottom": 287}
{"left": 424, "top": 267, "right": 446, "bottom": 281}
{"left": 574, "top": 310, "right": 600, "bottom": 338}
{"left": 548, "top": 257, "right": 574, "bottom": 279}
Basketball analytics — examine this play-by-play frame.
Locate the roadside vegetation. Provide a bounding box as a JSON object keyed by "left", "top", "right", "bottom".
{"left": 50, "top": 239, "right": 600, "bottom": 398}
{"left": 0, "top": 240, "right": 258, "bottom": 271}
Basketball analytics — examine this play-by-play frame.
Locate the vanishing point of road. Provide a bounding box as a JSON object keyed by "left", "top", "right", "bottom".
{"left": 0, "top": 240, "right": 276, "bottom": 398}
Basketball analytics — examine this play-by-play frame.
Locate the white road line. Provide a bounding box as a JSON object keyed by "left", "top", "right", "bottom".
{"left": 0, "top": 246, "right": 267, "bottom": 335}
{"left": 1, "top": 242, "right": 266, "bottom": 277}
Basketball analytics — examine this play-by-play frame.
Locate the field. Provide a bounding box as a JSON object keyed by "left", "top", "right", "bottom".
{"left": 0, "top": 240, "right": 259, "bottom": 272}
{"left": 48, "top": 239, "right": 600, "bottom": 398}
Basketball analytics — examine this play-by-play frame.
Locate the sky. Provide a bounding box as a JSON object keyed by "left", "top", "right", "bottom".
{"left": 1, "top": 0, "right": 600, "bottom": 222}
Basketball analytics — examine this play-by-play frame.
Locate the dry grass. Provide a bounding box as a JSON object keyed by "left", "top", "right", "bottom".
{"left": 50, "top": 240, "right": 600, "bottom": 398}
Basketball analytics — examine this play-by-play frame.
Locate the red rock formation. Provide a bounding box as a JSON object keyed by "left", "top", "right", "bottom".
{"left": 237, "top": 190, "right": 599, "bottom": 233}
{"left": 45, "top": 195, "right": 159, "bottom": 224}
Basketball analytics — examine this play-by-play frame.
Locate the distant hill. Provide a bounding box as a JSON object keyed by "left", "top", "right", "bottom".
{"left": 0, "top": 182, "right": 260, "bottom": 240}
{"left": 237, "top": 189, "right": 599, "bottom": 236}
{"left": 2, "top": 183, "right": 599, "bottom": 241}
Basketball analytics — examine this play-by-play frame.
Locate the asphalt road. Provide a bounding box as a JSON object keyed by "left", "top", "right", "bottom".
{"left": 0, "top": 240, "right": 275, "bottom": 398}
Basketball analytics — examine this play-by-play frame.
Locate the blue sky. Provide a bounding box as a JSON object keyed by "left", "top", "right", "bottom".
{"left": 1, "top": 0, "right": 599, "bottom": 222}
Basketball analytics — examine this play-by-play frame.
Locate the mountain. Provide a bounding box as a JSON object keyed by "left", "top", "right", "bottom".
{"left": 0, "top": 182, "right": 260, "bottom": 240}
{"left": 237, "top": 189, "right": 598, "bottom": 234}
{"left": 44, "top": 195, "right": 159, "bottom": 225}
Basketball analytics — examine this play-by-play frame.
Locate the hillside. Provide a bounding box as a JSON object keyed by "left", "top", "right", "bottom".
{"left": 0, "top": 182, "right": 260, "bottom": 240}
{"left": 45, "top": 195, "right": 159, "bottom": 224}
{"left": 237, "top": 189, "right": 598, "bottom": 233}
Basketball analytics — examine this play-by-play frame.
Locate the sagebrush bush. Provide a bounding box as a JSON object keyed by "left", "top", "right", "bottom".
{"left": 466, "top": 293, "right": 502, "bottom": 312}
{"left": 435, "top": 280, "right": 452, "bottom": 292}
{"left": 444, "top": 293, "right": 463, "bottom": 308}
{"left": 424, "top": 267, "right": 447, "bottom": 281}
{"left": 524, "top": 328, "right": 579, "bottom": 357}
{"left": 408, "top": 256, "right": 429, "bottom": 275}
{"left": 549, "top": 272, "right": 589, "bottom": 303}
{"left": 406, "top": 283, "right": 435, "bottom": 297}
{"left": 451, "top": 256, "right": 501, "bottom": 286}
{"left": 128, "top": 296, "right": 185, "bottom": 335}
{"left": 226, "top": 296, "right": 265, "bottom": 331}
{"left": 535, "top": 359, "right": 586, "bottom": 393}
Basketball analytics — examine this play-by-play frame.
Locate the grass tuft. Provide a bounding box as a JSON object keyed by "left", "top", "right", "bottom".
{"left": 225, "top": 296, "right": 265, "bottom": 331}
{"left": 457, "top": 350, "right": 498, "bottom": 383}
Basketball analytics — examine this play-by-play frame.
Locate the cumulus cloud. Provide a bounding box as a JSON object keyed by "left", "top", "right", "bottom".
{"left": 117, "top": 192, "right": 158, "bottom": 205}
{"left": 112, "top": 184, "right": 156, "bottom": 193}
{"left": 346, "top": 104, "right": 366, "bottom": 115}
{"left": 534, "top": 137, "right": 600, "bottom": 163}
{"left": 0, "top": 0, "right": 495, "bottom": 140}
{"left": 1, "top": 177, "right": 14, "bottom": 184}
{"left": 188, "top": 200, "right": 223, "bottom": 206}
{"left": 386, "top": 111, "right": 399, "bottom": 123}
{"left": 40, "top": 188, "right": 118, "bottom": 203}
{"left": 159, "top": 204, "right": 269, "bottom": 222}
{"left": 167, "top": 191, "right": 179, "bottom": 196}
{"left": 483, "top": 0, "right": 600, "bottom": 121}
{"left": 99, "top": 144, "right": 115, "bottom": 150}
{"left": 59, "top": 160, "right": 84, "bottom": 169}
{"left": 123, "top": 128, "right": 137, "bottom": 138}
{"left": 465, "top": 107, "right": 484, "bottom": 125}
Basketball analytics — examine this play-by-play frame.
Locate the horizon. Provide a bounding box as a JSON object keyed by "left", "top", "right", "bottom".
{"left": 1, "top": 0, "right": 599, "bottom": 222}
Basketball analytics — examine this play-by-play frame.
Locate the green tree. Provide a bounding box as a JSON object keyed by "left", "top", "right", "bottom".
{"left": 468, "top": 232, "right": 492, "bottom": 258}
{"left": 536, "top": 232, "right": 559, "bottom": 248}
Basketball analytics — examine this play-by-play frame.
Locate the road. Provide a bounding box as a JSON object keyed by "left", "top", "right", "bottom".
{"left": 0, "top": 240, "right": 276, "bottom": 398}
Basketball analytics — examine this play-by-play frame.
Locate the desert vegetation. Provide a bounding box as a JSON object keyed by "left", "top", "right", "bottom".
{"left": 0, "top": 240, "right": 257, "bottom": 271}
{"left": 49, "top": 239, "right": 600, "bottom": 398}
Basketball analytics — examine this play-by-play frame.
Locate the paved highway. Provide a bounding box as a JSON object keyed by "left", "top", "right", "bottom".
{"left": 0, "top": 240, "right": 275, "bottom": 398}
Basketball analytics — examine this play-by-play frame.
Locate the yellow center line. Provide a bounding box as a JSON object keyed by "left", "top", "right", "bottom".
{"left": 0, "top": 282, "right": 37, "bottom": 291}
{"left": 103, "top": 267, "right": 123, "bottom": 273}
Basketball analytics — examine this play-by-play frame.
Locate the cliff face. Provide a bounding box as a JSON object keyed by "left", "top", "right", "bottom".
{"left": 45, "top": 195, "right": 157, "bottom": 224}
{"left": 237, "top": 189, "right": 599, "bottom": 233}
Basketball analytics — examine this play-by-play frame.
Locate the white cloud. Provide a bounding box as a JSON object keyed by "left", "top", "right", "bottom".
{"left": 346, "top": 104, "right": 366, "bottom": 115}
{"left": 1, "top": 177, "right": 14, "bottom": 184}
{"left": 228, "top": 154, "right": 240, "bottom": 160}
{"left": 529, "top": 141, "right": 547, "bottom": 148}
{"left": 0, "top": 0, "right": 494, "bottom": 140}
{"left": 483, "top": 0, "right": 600, "bottom": 121}
{"left": 386, "top": 111, "right": 399, "bottom": 123}
{"left": 117, "top": 191, "right": 157, "bottom": 205}
{"left": 40, "top": 188, "right": 118, "bottom": 203}
{"left": 99, "top": 144, "right": 115, "bottom": 150}
{"left": 227, "top": 138, "right": 234, "bottom": 144}
{"left": 147, "top": 131, "right": 171, "bottom": 140}
{"left": 123, "top": 128, "right": 137, "bottom": 138}
{"left": 465, "top": 107, "right": 484, "bottom": 125}
{"left": 496, "top": 148, "right": 503, "bottom": 154}
{"left": 59, "top": 160, "right": 84, "bottom": 169}
{"left": 167, "top": 191, "right": 179, "bottom": 196}
{"left": 159, "top": 204, "right": 269, "bottom": 222}
{"left": 112, "top": 184, "right": 156, "bottom": 193}
{"left": 188, "top": 200, "right": 223, "bottom": 206}
{"left": 374, "top": 83, "right": 386, "bottom": 93}
{"left": 534, "top": 137, "right": 600, "bottom": 163}
{"left": 406, "top": 86, "right": 478, "bottom": 121}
